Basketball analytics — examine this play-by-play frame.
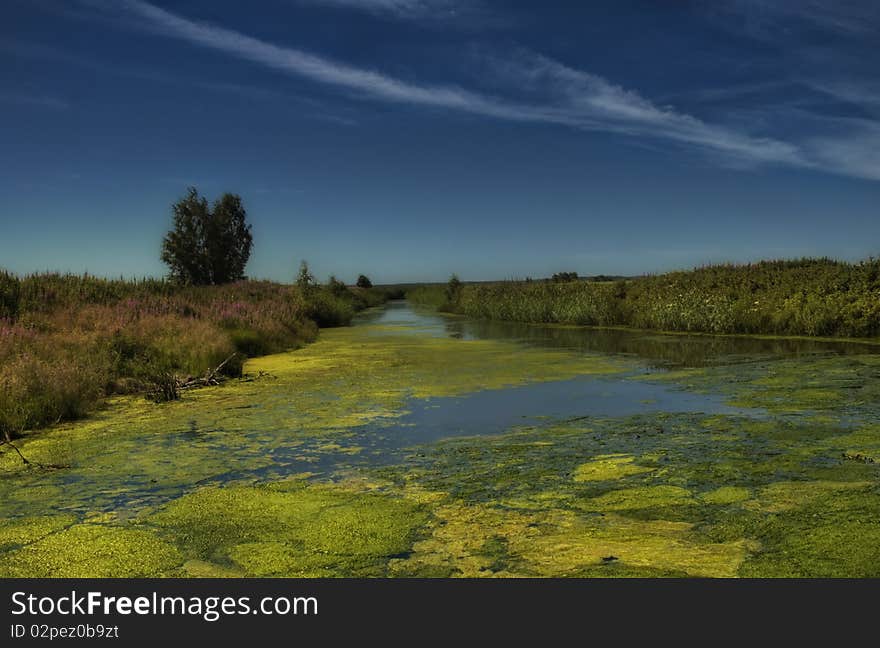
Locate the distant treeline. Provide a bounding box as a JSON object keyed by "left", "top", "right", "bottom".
{"left": 0, "top": 271, "right": 391, "bottom": 441}
{"left": 407, "top": 258, "right": 880, "bottom": 338}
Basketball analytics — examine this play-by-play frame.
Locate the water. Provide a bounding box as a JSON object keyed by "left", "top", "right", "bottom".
{"left": 360, "top": 300, "right": 874, "bottom": 367}
{"left": 393, "top": 376, "right": 755, "bottom": 443}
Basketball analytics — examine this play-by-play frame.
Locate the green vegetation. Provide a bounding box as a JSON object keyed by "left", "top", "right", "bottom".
{"left": 0, "top": 272, "right": 390, "bottom": 443}
{"left": 0, "top": 188, "right": 394, "bottom": 446}
{"left": 1, "top": 303, "right": 879, "bottom": 577}
{"left": 149, "top": 481, "right": 427, "bottom": 577}
{"left": 161, "top": 188, "right": 254, "bottom": 285}
{"left": 4, "top": 219, "right": 880, "bottom": 578}
{"left": 408, "top": 258, "right": 880, "bottom": 337}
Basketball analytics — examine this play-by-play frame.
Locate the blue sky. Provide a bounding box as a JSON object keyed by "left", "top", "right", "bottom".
{"left": 2, "top": 1, "right": 879, "bottom": 283}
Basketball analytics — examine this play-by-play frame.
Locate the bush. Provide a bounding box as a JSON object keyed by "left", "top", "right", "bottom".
{"left": 327, "top": 275, "right": 348, "bottom": 297}
{"left": 304, "top": 289, "right": 355, "bottom": 328}
{"left": 444, "top": 274, "right": 463, "bottom": 309}
{"left": 0, "top": 270, "right": 20, "bottom": 319}
{"left": 0, "top": 337, "right": 110, "bottom": 438}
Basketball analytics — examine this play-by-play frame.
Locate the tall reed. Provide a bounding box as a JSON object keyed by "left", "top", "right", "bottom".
{"left": 408, "top": 258, "right": 880, "bottom": 338}
{"left": 0, "top": 273, "right": 389, "bottom": 439}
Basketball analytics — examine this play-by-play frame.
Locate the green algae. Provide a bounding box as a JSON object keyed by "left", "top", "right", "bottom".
{"left": 146, "top": 481, "right": 427, "bottom": 577}
{"left": 700, "top": 486, "right": 751, "bottom": 505}
{"left": 379, "top": 401, "right": 880, "bottom": 576}
{"left": 0, "top": 515, "right": 76, "bottom": 553}
{"left": 389, "top": 500, "right": 750, "bottom": 578}
{"left": 638, "top": 353, "right": 880, "bottom": 416}
{"left": 180, "top": 559, "right": 245, "bottom": 577}
{"left": 579, "top": 485, "right": 694, "bottom": 511}
{"left": 0, "top": 481, "right": 428, "bottom": 577}
{"left": 739, "top": 502, "right": 880, "bottom": 577}
{"left": 749, "top": 480, "right": 874, "bottom": 513}
{"left": 573, "top": 454, "right": 653, "bottom": 482}
{"left": 0, "top": 523, "right": 182, "bottom": 578}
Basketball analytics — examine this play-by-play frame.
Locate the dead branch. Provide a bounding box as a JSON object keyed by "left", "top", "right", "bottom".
{"left": 177, "top": 352, "right": 239, "bottom": 392}
{"left": 1, "top": 433, "right": 30, "bottom": 465}
{"left": 0, "top": 431, "right": 69, "bottom": 470}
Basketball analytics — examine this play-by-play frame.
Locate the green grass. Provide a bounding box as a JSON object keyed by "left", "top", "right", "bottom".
{"left": 408, "top": 257, "right": 880, "bottom": 338}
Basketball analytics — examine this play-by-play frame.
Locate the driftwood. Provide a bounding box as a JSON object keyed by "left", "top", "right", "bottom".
{"left": 149, "top": 352, "right": 240, "bottom": 401}
{"left": 239, "top": 370, "right": 277, "bottom": 383}
{"left": 0, "top": 431, "right": 69, "bottom": 470}
{"left": 1, "top": 432, "right": 30, "bottom": 465}
{"left": 178, "top": 352, "right": 239, "bottom": 391}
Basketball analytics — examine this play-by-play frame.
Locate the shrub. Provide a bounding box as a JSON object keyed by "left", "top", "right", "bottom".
{"left": 444, "top": 274, "right": 463, "bottom": 309}
{"left": 0, "top": 336, "right": 110, "bottom": 439}
{"left": 303, "top": 289, "right": 355, "bottom": 328}
{"left": 0, "top": 272, "right": 383, "bottom": 440}
{"left": 0, "top": 270, "right": 20, "bottom": 319}
{"left": 327, "top": 275, "right": 348, "bottom": 297}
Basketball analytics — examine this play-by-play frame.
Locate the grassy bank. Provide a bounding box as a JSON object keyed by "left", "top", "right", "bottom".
{"left": 408, "top": 258, "right": 880, "bottom": 338}
{"left": 0, "top": 271, "right": 389, "bottom": 441}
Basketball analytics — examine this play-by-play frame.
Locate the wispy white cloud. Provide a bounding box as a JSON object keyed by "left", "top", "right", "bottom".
{"left": 500, "top": 54, "right": 806, "bottom": 166}
{"left": 0, "top": 91, "right": 69, "bottom": 110}
{"left": 726, "top": 0, "right": 880, "bottom": 35}
{"left": 296, "top": 0, "right": 445, "bottom": 18}
{"left": 657, "top": 80, "right": 797, "bottom": 105}
{"left": 71, "top": 1, "right": 880, "bottom": 181}
{"left": 3, "top": 35, "right": 356, "bottom": 125}
{"left": 806, "top": 130, "right": 880, "bottom": 181}
{"left": 292, "top": 0, "right": 493, "bottom": 26}
{"left": 804, "top": 80, "right": 880, "bottom": 113}
{"left": 704, "top": 0, "right": 880, "bottom": 43}
{"left": 106, "top": 0, "right": 814, "bottom": 171}
{"left": 310, "top": 112, "right": 359, "bottom": 126}
{"left": 709, "top": 95, "right": 880, "bottom": 181}
{"left": 796, "top": 113, "right": 880, "bottom": 181}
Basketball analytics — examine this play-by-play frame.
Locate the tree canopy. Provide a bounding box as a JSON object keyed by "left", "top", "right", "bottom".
{"left": 161, "top": 188, "right": 253, "bottom": 285}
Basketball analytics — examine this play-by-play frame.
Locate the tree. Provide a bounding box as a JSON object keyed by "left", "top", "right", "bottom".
{"left": 445, "top": 273, "right": 462, "bottom": 303}
{"left": 356, "top": 274, "right": 373, "bottom": 289}
{"left": 297, "top": 260, "right": 315, "bottom": 295}
{"left": 160, "top": 187, "right": 253, "bottom": 285}
{"left": 327, "top": 275, "right": 348, "bottom": 297}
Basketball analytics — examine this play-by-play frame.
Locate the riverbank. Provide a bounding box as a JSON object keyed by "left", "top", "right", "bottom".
{"left": 0, "top": 272, "right": 392, "bottom": 445}
{"left": 407, "top": 258, "right": 880, "bottom": 338}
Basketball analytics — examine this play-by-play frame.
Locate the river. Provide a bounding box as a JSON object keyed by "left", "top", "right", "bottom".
{"left": 1, "top": 300, "right": 878, "bottom": 577}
